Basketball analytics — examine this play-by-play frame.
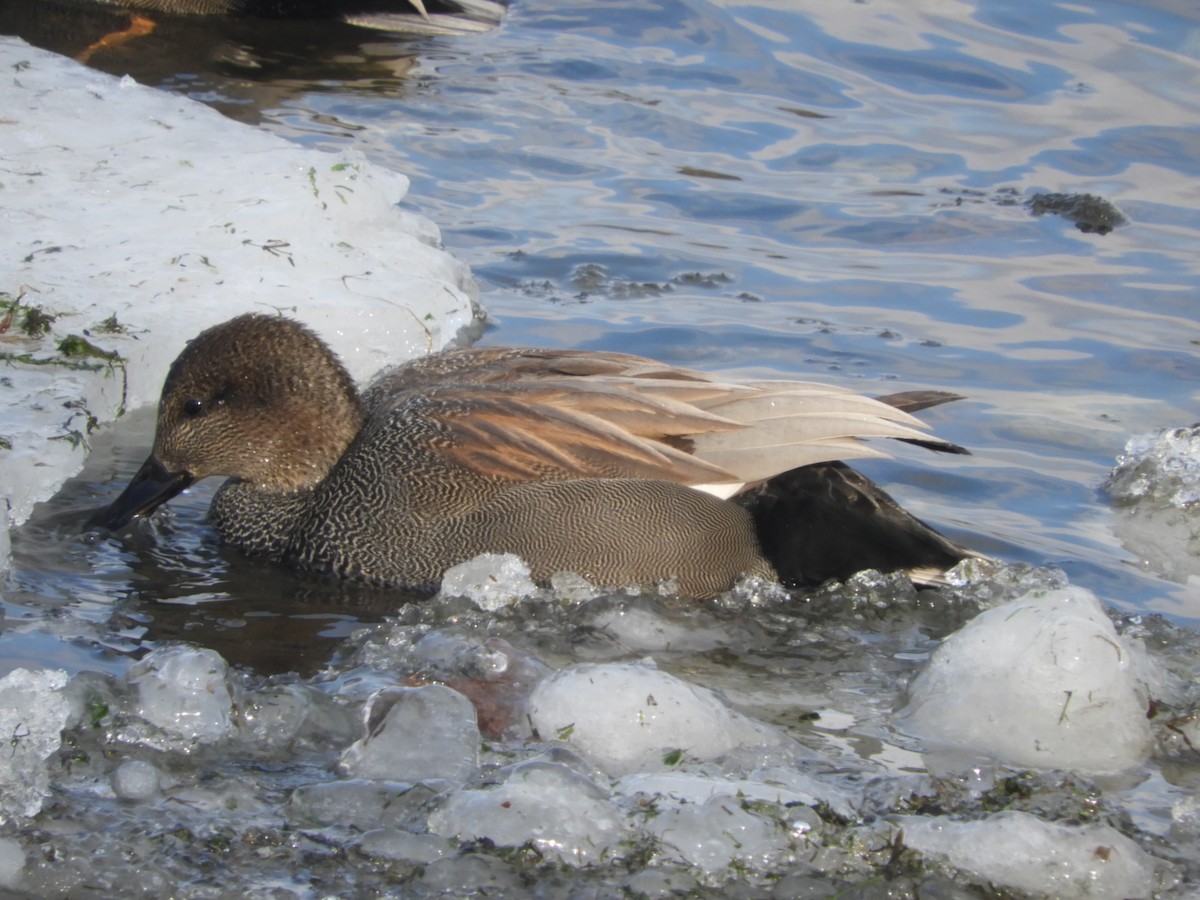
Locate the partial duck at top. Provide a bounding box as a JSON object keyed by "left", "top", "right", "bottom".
{"left": 89, "top": 314, "right": 977, "bottom": 599}
{"left": 47, "top": 0, "right": 507, "bottom": 37}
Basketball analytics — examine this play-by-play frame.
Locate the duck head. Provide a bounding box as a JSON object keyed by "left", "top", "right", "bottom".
{"left": 90, "top": 314, "right": 364, "bottom": 530}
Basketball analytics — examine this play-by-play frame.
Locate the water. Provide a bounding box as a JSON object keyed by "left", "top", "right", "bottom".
{"left": 2, "top": 0, "right": 1200, "bottom": 894}
{"left": 7, "top": 0, "right": 1198, "bottom": 611}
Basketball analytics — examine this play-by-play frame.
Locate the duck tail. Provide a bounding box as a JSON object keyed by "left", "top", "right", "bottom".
{"left": 736, "top": 460, "right": 979, "bottom": 590}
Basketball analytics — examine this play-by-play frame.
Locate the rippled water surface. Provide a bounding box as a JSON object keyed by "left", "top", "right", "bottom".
{"left": 2, "top": 0, "right": 1200, "bottom": 894}
{"left": 8, "top": 0, "right": 1198, "bottom": 615}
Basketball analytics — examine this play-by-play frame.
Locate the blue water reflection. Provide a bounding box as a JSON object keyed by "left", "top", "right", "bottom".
{"left": 3, "top": 0, "right": 1198, "bottom": 622}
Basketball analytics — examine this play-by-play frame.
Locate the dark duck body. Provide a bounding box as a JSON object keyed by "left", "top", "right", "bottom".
{"left": 91, "top": 314, "right": 974, "bottom": 598}
{"left": 41, "top": 0, "right": 506, "bottom": 36}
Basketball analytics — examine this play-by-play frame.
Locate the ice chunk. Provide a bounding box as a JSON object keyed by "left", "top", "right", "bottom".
{"left": 409, "top": 636, "right": 550, "bottom": 740}
{"left": 898, "top": 811, "right": 1161, "bottom": 899}
{"left": 111, "top": 760, "right": 162, "bottom": 801}
{"left": 0, "top": 668, "right": 70, "bottom": 821}
{"left": 356, "top": 829, "right": 450, "bottom": 864}
{"left": 416, "top": 855, "right": 525, "bottom": 895}
{"left": 589, "top": 603, "right": 744, "bottom": 652}
{"left": 615, "top": 770, "right": 852, "bottom": 823}
{"left": 127, "top": 646, "right": 233, "bottom": 744}
{"left": 1103, "top": 425, "right": 1200, "bottom": 582}
{"left": 526, "top": 660, "right": 787, "bottom": 775}
{"left": 235, "top": 683, "right": 358, "bottom": 752}
{"left": 0, "top": 838, "right": 25, "bottom": 890}
{"left": 167, "top": 774, "right": 272, "bottom": 816}
{"left": 428, "top": 760, "right": 628, "bottom": 865}
{"left": 548, "top": 571, "right": 602, "bottom": 603}
{"left": 1105, "top": 425, "right": 1200, "bottom": 508}
{"left": 897, "top": 586, "right": 1152, "bottom": 774}
{"left": 438, "top": 554, "right": 539, "bottom": 609}
{"left": 642, "top": 793, "right": 794, "bottom": 875}
{"left": 288, "top": 780, "right": 443, "bottom": 831}
{"left": 339, "top": 685, "right": 480, "bottom": 783}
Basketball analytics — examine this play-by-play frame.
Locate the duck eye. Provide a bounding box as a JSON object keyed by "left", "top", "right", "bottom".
{"left": 183, "top": 398, "right": 204, "bottom": 418}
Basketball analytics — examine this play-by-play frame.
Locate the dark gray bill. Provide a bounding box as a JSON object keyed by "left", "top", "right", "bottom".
{"left": 87, "top": 456, "right": 194, "bottom": 531}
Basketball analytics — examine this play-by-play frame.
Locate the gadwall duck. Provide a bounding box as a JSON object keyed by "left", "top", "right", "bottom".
{"left": 90, "top": 314, "right": 973, "bottom": 598}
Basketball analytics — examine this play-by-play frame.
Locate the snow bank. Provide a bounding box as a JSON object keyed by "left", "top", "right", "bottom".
{"left": 0, "top": 36, "right": 481, "bottom": 565}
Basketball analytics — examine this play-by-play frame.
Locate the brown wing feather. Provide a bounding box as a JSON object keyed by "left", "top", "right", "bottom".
{"left": 435, "top": 392, "right": 738, "bottom": 485}
{"left": 367, "top": 346, "right": 963, "bottom": 491}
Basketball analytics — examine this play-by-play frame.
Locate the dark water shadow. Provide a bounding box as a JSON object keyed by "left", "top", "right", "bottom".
{"left": 0, "top": 1, "right": 431, "bottom": 124}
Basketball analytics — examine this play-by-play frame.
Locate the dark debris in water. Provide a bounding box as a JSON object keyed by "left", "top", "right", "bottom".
{"left": 517, "top": 262, "right": 743, "bottom": 304}
{"left": 934, "top": 187, "right": 1127, "bottom": 235}
{"left": 1027, "top": 191, "right": 1127, "bottom": 235}
{"left": 935, "top": 185, "right": 1023, "bottom": 209}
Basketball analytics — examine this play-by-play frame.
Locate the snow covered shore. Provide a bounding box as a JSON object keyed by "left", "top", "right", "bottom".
{"left": 0, "top": 36, "right": 481, "bottom": 569}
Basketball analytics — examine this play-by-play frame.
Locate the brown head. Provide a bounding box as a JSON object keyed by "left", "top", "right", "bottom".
{"left": 90, "top": 314, "right": 365, "bottom": 529}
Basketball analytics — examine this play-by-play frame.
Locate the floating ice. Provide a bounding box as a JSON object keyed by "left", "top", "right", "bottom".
{"left": 588, "top": 603, "right": 745, "bottom": 653}
{"left": 356, "top": 829, "right": 450, "bottom": 864}
{"left": 1105, "top": 426, "right": 1200, "bottom": 507}
{"left": 642, "top": 793, "right": 795, "bottom": 875}
{"left": 898, "top": 811, "right": 1162, "bottom": 899}
{"left": 0, "top": 35, "right": 479, "bottom": 569}
{"left": 428, "top": 760, "right": 629, "bottom": 865}
{"left": 438, "top": 553, "right": 539, "bottom": 609}
{"left": 288, "top": 780, "right": 443, "bottom": 832}
{"left": 339, "top": 684, "right": 480, "bottom": 783}
{"left": 897, "top": 586, "right": 1152, "bottom": 774}
{"left": 526, "top": 660, "right": 788, "bottom": 775}
{"left": 1103, "top": 425, "right": 1200, "bottom": 582}
{"left": 0, "top": 838, "right": 25, "bottom": 891}
{"left": 0, "top": 668, "right": 70, "bottom": 821}
{"left": 127, "top": 645, "right": 233, "bottom": 745}
{"left": 616, "top": 770, "right": 826, "bottom": 875}
{"left": 615, "top": 769, "right": 854, "bottom": 822}
{"left": 416, "top": 855, "right": 525, "bottom": 895}
{"left": 235, "top": 683, "right": 358, "bottom": 752}
{"left": 409, "top": 635, "right": 551, "bottom": 740}
{"left": 110, "top": 759, "right": 162, "bottom": 802}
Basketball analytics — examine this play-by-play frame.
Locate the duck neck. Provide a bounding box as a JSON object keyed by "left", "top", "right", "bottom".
{"left": 208, "top": 479, "right": 312, "bottom": 562}
{"left": 252, "top": 368, "right": 367, "bottom": 494}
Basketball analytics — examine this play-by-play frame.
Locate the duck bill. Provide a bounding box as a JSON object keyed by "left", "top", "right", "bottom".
{"left": 88, "top": 456, "right": 194, "bottom": 530}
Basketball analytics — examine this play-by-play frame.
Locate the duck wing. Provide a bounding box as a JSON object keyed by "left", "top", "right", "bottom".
{"left": 368, "top": 348, "right": 961, "bottom": 495}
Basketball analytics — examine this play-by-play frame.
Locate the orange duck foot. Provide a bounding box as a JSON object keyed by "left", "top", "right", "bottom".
{"left": 77, "top": 14, "right": 157, "bottom": 64}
